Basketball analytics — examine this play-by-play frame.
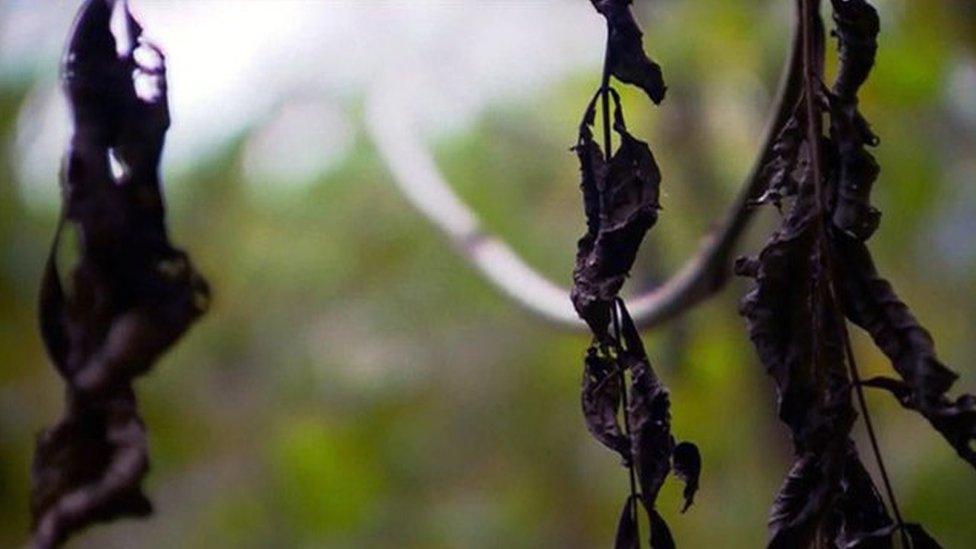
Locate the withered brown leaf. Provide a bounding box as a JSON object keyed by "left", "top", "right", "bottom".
{"left": 572, "top": 90, "right": 661, "bottom": 337}
{"left": 582, "top": 344, "right": 630, "bottom": 462}
{"left": 671, "top": 442, "right": 700, "bottom": 513}
{"left": 589, "top": 0, "right": 666, "bottom": 104}
{"left": 615, "top": 495, "right": 640, "bottom": 549}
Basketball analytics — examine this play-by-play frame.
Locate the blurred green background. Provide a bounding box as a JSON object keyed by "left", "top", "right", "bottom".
{"left": 1, "top": 0, "right": 975, "bottom": 547}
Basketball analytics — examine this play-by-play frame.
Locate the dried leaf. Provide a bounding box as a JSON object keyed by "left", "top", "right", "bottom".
{"left": 767, "top": 448, "right": 851, "bottom": 549}
{"left": 829, "top": 446, "right": 894, "bottom": 549}
{"left": 827, "top": 117, "right": 880, "bottom": 241}
{"left": 628, "top": 357, "right": 674, "bottom": 507}
{"left": 736, "top": 185, "right": 852, "bottom": 451}
{"left": 572, "top": 94, "right": 611, "bottom": 334}
{"left": 31, "top": 391, "right": 152, "bottom": 548}
{"left": 648, "top": 506, "right": 676, "bottom": 549}
{"left": 861, "top": 377, "right": 976, "bottom": 467}
{"left": 767, "top": 454, "right": 821, "bottom": 548}
{"left": 672, "top": 441, "right": 701, "bottom": 513}
{"left": 832, "top": 235, "right": 957, "bottom": 396}
{"left": 572, "top": 91, "right": 661, "bottom": 335}
{"left": 582, "top": 344, "right": 630, "bottom": 462}
{"left": 615, "top": 495, "right": 640, "bottom": 549}
{"left": 618, "top": 302, "right": 675, "bottom": 511}
{"left": 754, "top": 101, "right": 806, "bottom": 208}
{"left": 589, "top": 0, "right": 666, "bottom": 104}
{"left": 831, "top": 236, "right": 976, "bottom": 468}
{"left": 827, "top": 0, "right": 882, "bottom": 240}
{"left": 754, "top": 10, "right": 827, "bottom": 210}
{"left": 830, "top": 0, "right": 880, "bottom": 102}
{"left": 902, "top": 523, "right": 944, "bottom": 549}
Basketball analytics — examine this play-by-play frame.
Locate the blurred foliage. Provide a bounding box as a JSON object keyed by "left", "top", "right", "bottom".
{"left": 1, "top": 1, "right": 975, "bottom": 547}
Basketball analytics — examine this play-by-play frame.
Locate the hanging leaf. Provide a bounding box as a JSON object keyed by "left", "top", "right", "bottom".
{"left": 767, "top": 444, "right": 857, "bottom": 549}
{"left": 827, "top": 0, "right": 882, "bottom": 240}
{"left": 627, "top": 357, "right": 674, "bottom": 509}
{"left": 827, "top": 446, "right": 895, "bottom": 549}
{"left": 827, "top": 114, "right": 880, "bottom": 241}
{"left": 617, "top": 303, "right": 674, "bottom": 504}
{"left": 619, "top": 303, "right": 694, "bottom": 539}
{"left": 31, "top": 389, "right": 152, "bottom": 548}
{"left": 572, "top": 94, "right": 612, "bottom": 335}
{"left": 832, "top": 235, "right": 960, "bottom": 399}
{"left": 647, "top": 506, "right": 676, "bottom": 549}
{"left": 860, "top": 377, "right": 976, "bottom": 468}
{"left": 736, "top": 180, "right": 852, "bottom": 453}
{"left": 615, "top": 495, "right": 640, "bottom": 549}
{"left": 589, "top": 0, "right": 666, "bottom": 104}
{"left": 572, "top": 90, "right": 661, "bottom": 336}
{"left": 767, "top": 454, "right": 822, "bottom": 549}
{"left": 753, "top": 101, "right": 806, "bottom": 209}
{"left": 33, "top": 1, "right": 209, "bottom": 546}
{"left": 754, "top": 6, "right": 827, "bottom": 211}
{"left": 831, "top": 236, "right": 976, "bottom": 468}
{"left": 902, "top": 524, "right": 945, "bottom": 549}
{"left": 672, "top": 442, "right": 701, "bottom": 513}
{"left": 830, "top": 0, "right": 880, "bottom": 102}
{"left": 582, "top": 344, "right": 631, "bottom": 462}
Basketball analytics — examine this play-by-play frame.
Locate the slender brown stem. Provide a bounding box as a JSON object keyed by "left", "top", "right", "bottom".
{"left": 840, "top": 321, "right": 908, "bottom": 532}
{"left": 799, "top": 0, "right": 908, "bottom": 544}
{"left": 613, "top": 301, "right": 641, "bottom": 545}
{"left": 600, "top": 22, "right": 641, "bottom": 544}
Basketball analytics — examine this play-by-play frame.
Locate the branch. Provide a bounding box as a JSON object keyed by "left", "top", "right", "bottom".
{"left": 364, "top": 18, "right": 802, "bottom": 332}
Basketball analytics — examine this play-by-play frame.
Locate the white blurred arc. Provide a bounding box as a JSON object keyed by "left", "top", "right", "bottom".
{"left": 364, "top": 19, "right": 802, "bottom": 331}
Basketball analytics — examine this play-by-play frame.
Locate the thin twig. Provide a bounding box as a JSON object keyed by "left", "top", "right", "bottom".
{"left": 614, "top": 305, "right": 641, "bottom": 545}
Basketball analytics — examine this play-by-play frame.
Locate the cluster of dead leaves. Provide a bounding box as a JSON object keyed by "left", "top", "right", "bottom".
{"left": 573, "top": 2, "right": 700, "bottom": 547}
{"left": 33, "top": 1, "right": 208, "bottom": 547}
{"left": 737, "top": 1, "right": 973, "bottom": 547}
